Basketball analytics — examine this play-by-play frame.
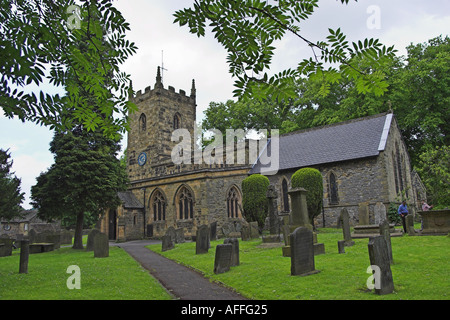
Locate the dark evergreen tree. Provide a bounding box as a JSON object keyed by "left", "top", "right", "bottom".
{"left": 0, "top": 149, "right": 25, "bottom": 221}
{"left": 31, "top": 126, "right": 127, "bottom": 249}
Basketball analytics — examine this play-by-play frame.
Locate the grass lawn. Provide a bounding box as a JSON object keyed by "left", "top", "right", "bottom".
{"left": 0, "top": 246, "right": 172, "bottom": 300}
{"left": 148, "top": 228, "right": 450, "bottom": 300}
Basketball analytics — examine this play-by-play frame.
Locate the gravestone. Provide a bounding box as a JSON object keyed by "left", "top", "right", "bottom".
{"left": 290, "top": 227, "right": 320, "bottom": 276}
{"left": 368, "top": 236, "right": 394, "bottom": 295}
{"left": 161, "top": 234, "right": 174, "bottom": 252}
{"left": 214, "top": 244, "right": 232, "bottom": 274}
{"left": 379, "top": 219, "right": 393, "bottom": 264}
{"left": 249, "top": 222, "right": 260, "bottom": 239}
{"left": 340, "top": 208, "right": 355, "bottom": 247}
{"left": 337, "top": 240, "right": 346, "bottom": 254}
{"left": 374, "top": 202, "right": 387, "bottom": 225}
{"left": 175, "top": 228, "right": 185, "bottom": 243}
{"left": 210, "top": 222, "right": 217, "bottom": 241}
{"left": 86, "top": 229, "right": 101, "bottom": 251}
{"left": 405, "top": 215, "right": 415, "bottom": 236}
{"left": 165, "top": 226, "right": 177, "bottom": 244}
{"left": 267, "top": 185, "right": 279, "bottom": 235}
{"left": 289, "top": 188, "right": 312, "bottom": 229}
{"left": 93, "top": 232, "right": 109, "bottom": 258}
{"left": 224, "top": 238, "right": 239, "bottom": 266}
{"left": 196, "top": 224, "right": 210, "bottom": 254}
{"left": 240, "top": 225, "right": 251, "bottom": 241}
{"left": 358, "top": 203, "right": 370, "bottom": 225}
{"left": 19, "top": 240, "right": 29, "bottom": 274}
{"left": 282, "top": 188, "right": 325, "bottom": 257}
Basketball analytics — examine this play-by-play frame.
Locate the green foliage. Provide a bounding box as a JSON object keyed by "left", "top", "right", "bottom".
{"left": 387, "top": 203, "right": 401, "bottom": 224}
{"left": 291, "top": 168, "right": 323, "bottom": 223}
{"left": 415, "top": 145, "right": 450, "bottom": 207}
{"left": 0, "top": 149, "right": 25, "bottom": 220}
{"left": 241, "top": 174, "right": 270, "bottom": 229}
{"left": 31, "top": 126, "right": 128, "bottom": 248}
{"left": 0, "top": 0, "right": 137, "bottom": 138}
{"left": 174, "top": 0, "right": 396, "bottom": 102}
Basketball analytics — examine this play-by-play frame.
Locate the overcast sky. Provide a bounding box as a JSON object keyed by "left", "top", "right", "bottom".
{"left": 1, "top": 0, "right": 449, "bottom": 209}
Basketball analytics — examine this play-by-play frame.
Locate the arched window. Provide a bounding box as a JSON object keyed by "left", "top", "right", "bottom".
{"left": 392, "top": 151, "right": 399, "bottom": 194}
{"left": 329, "top": 172, "right": 339, "bottom": 205}
{"left": 282, "top": 178, "right": 290, "bottom": 212}
{"left": 177, "top": 186, "right": 194, "bottom": 219}
{"left": 151, "top": 190, "right": 166, "bottom": 221}
{"left": 396, "top": 144, "right": 404, "bottom": 193}
{"left": 173, "top": 113, "right": 181, "bottom": 130}
{"left": 227, "top": 186, "right": 241, "bottom": 218}
{"left": 139, "top": 113, "right": 146, "bottom": 132}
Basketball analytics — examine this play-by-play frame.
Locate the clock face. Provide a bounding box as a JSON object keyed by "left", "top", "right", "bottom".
{"left": 138, "top": 152, "right": 147, "bottom": 166}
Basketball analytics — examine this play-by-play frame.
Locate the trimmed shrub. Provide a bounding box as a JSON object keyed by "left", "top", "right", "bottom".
{"left": 291, "top": 168, "right": 323, "bottom": 224}
{"left": 241, "top": 174, "right": 270, "bottom": 229}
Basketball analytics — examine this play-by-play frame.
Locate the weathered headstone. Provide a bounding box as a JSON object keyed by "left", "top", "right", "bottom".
{"left": 166, "top": 226, "right": 177, "bottom": 244}
{"left": 267, "top": 185, "right": 279, "bottom": 235}
{"left": 60, "top": 230, "right": 73, "bottom": 245}
{"left": 93, "top": 232, "right": 109, "bottom": 258}
{"left": 290, "top": 227, "right": 320, "bottom": 276}
{"left": 379, "top": 219, "right": 393, "bottom": 264}
{"left": 175, "top": 228, "right": 185, "bottom": 243}
{"left": 224, "top": 238, "right": 239, "bottom": 266}
{"left": 196, "top": 224, "right": 210, "bottom": 254}
{"left": 86, "top": 229, "right": 101, "bottom": 251}
{"left": 340, "top": 208, "right": 355, "bottom": 247}
{"left": 214, "top": 244, "right": 232, "bottom": 274}
{"left": 210, "top": 221, "right": 217, "bottom": 241}
{"left": 240, "top": 225, "right": 251, "bottom": 241}
{"left": 289, "top": 188, "right": 312, "bottom": 230}
{"left": 405, "top": 215, "right": 415, "bottom": 236}
{"left": 368, "top": 236, "right": 394, "bottom": 295}
{"left": 249, "top": 222, "right": 260, "bottom": 238}
{"left": 358, "top": 203, "right": 370, "bottom": 225}
{"left": 161, "top": 234, "right": 174, "bottom": 252}
{"left": 374, "top": 202, "right": 387, "bottom": 225}
{"left": 19, "top": 240, "right": 29, "bottom": 274}
{"left": 337, "top": 240, "right": 346, "bottom": 254}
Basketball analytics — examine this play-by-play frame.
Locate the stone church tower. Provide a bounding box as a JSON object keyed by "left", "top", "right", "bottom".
{"left": 127, "top": 66, "right": 197, "bottom": 181}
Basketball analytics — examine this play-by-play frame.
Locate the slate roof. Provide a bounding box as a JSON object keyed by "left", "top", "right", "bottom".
{"left": 117, "top": 191, "right": 144, "bottom": 209}
{"left": 250, "top": 113, "right": 393, "bottom": 174}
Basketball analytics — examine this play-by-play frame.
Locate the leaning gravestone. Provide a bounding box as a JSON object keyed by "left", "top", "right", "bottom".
{"left": 224, "top": 238, "right": 239, "bottom": 266}
{"left": 368, "top": 235, "right": 394, "bottom": 295}
{"left": 379, "top": 219, "right": 393, "bottom": 264}
{"left": 86, "top": 229, "right": 101, "bottom": 251}
{"left": 93, "top": 232, "right": 109, "bottom": 258}
{"left": 337, "top": 240, "right": 346, "bottom": 254}
{"left": 340, "top": 208, "right": 355, "bottom": 247}
{"left": 214, "top": 244, "right": 232, "bottom": 274}
{"left": 240, "top": 225, "right": 251, "bottom": 241}
{"left": 196, "top": 224, "right": 210, "bottom": 254}
{"left": 161, "top": 234, "right": 174, "bottom": 252}
{"left": 290, "top": 227, "right": 320, "bottom": 276}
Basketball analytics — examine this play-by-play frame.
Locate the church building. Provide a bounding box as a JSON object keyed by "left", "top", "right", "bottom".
{"left": 100, "top": 69, "right": 424, "bottom": 241}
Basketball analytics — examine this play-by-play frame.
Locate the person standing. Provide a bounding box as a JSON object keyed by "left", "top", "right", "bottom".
{"left": 398, "top": 200, "right": 409, "bottom": 233}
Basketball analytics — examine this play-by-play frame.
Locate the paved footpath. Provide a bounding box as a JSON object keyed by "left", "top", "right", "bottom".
{"left": 112, "top": 240, "right": 246, "bottom": 300}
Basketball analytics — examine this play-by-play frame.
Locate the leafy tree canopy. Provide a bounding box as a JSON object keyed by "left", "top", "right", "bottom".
{"left": 174, "top": 0, "right": 396, "bottom": 102}
{"left": 0, "top": 0, "right": 137, "bottom": 139}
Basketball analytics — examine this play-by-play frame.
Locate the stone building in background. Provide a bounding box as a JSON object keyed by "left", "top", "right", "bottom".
{"left": 100, "top": 69, "right": 423, "bottom": 241}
